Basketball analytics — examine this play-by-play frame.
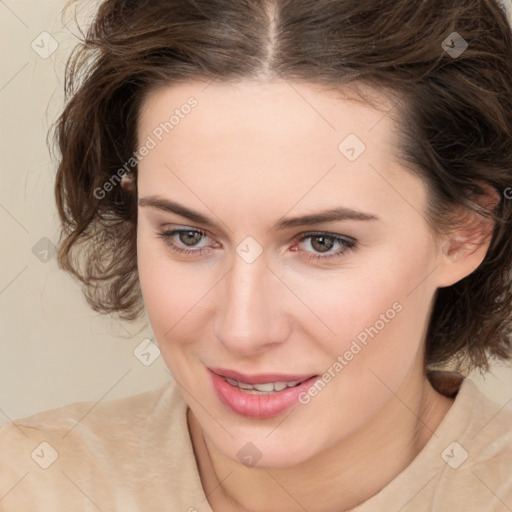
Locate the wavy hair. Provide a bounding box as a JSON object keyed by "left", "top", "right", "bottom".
{"left": 51, "top": 0, "right": 512, "bottom": 374}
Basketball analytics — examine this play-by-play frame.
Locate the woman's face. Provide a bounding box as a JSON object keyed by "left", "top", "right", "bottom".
{"left": 136, "top": 79, "right": 447, "bottom": 467}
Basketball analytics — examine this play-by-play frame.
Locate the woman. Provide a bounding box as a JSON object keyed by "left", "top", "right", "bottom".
{"left": 1, "top": 0, "right": 511, "bottom": 510}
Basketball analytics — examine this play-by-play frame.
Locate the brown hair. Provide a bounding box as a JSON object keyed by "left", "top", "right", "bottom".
{"left": 52, "top": 0, "right": 512, "bottom": 374}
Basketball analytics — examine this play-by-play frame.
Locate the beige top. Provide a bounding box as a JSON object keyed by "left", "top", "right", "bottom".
{"left": 0, "top": 372, "right": 511, "bottom": 512}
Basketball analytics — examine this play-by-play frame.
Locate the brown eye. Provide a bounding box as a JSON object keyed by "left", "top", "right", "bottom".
{"left": 178, "top": 230, "right": 204, "bottom": 246}
{"left": 310, "top": 235, "right": 335, "bottom": 253}
{"left": 156, "top": 228, "right": 214, "bottom": 257}
{"left": 296, "top": 232, "right": 357, "bottom": 262}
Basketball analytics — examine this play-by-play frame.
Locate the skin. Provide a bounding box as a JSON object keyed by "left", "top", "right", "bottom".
{"left": 134, "top": 79, "right": 494, "bottom": 511}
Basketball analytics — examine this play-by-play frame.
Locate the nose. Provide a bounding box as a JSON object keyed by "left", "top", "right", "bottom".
{"left": 213, "top": 254, "right": 290, "bottom": 356}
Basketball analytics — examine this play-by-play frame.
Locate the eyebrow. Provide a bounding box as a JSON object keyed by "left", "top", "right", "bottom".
{"left": 138, "top": 195, "right": 379, "bottom": 231}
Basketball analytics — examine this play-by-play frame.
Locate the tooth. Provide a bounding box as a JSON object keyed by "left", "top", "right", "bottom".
{"left": 273, "top": 382, "right": 287, "bottom": 391}
{"left": 226, "top": 378, "right": 238, "bottom": 386}
{"left": 238, "top": 382, "right": 254, "bottom": 390}
{"left": 253, "top": 383, "right": 275, "bottom": 392}
{"left": 286, "top": 380, "right": 300, "bottom": 387}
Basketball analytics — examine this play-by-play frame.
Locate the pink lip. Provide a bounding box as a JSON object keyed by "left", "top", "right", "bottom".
{"left": 208, "top": 368, "right": 319, "bottom": 419}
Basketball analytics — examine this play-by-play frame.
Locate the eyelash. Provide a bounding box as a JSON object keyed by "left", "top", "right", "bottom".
{"left": 156, "top": 228, "right": 357, "bottom": 262}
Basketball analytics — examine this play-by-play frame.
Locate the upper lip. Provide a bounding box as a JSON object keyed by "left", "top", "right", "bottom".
{"left": 209, "top": 367, "right": 317, "bottom": 384}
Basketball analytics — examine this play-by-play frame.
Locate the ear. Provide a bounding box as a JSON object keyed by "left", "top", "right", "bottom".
{"left": 436, "top": 184, "right": 500, "bottom": 288}
{"left": 121, "top": 171, "right": 136, "bottom": 192}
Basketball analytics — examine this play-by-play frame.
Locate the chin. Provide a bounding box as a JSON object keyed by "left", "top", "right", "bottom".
{"left": 212, "top": 428, "right": 325, "bottom": 469}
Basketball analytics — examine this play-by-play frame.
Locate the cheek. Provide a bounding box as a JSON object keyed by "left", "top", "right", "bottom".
{"left": 136, "top": 229, "right": 218, "bottom": 345}
{"left": 311, "top": 243, "right": 438, "bottom": 407}
{"left": 291, "top": 243, "right": 435, "bottom": 358}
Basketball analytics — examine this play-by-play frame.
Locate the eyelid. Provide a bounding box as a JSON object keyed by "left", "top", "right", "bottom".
{"left": 295, "top": 230, "right": 356, "bottom": 243}
{"left": 159, "top": 225, "right": 215, "bottom": 243}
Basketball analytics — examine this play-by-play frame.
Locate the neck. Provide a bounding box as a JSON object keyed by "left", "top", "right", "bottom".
{"left": 187, "top": 368, "right": 455, "bottom": 512}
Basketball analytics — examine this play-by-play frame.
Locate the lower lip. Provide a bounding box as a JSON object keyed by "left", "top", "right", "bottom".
{"left": 210, "top": 371, "right": 319, "bottom": 419}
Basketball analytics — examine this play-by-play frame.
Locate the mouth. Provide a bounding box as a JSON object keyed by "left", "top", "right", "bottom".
{"left": 223, "top": 377, "right": 310, "bottom": 394}
{"left": 208, "top": 367, "right": 319, "bottom": 418}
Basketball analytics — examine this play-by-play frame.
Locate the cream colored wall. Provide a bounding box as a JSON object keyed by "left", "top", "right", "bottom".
{"left": 0, "top": 0, "right": 170, "bottom": 426}
{"left": 1, "top": 0, "right": 511, "bottom": 427}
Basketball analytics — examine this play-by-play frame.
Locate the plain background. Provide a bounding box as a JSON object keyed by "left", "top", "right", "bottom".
{"left": 1, "top": 0, "right": 511, "bottom": 426}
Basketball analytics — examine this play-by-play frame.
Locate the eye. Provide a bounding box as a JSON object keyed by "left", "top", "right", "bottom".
{"left": 293, "top": 232, "right": 356, "bottom": 261}
{"left": 156, "top": 227, "right": 357, "bottom": 261}
{"left": 156, "top": 228, "right": 216, "bottom": 257}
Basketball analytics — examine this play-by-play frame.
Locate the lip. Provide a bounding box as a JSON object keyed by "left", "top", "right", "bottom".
{"left": 208, "top": 368, "right": 319, "bottom": 419}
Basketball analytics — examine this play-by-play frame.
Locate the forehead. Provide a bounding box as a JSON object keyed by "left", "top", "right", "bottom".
{"left": 137, "top": 79, "right": 396, "bottom": 149}
{"left": 136, "top": 79, "right": 424, "bottom": 225}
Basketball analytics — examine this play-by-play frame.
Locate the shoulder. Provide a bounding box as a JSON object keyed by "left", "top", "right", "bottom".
{"left": 0, "top": 381, "right": 206, "bottom": 511}
{"left": 425, "top": 376, "right": 512, "bottom": 511}
{"left": 353, "top": 375, "right": 512, "bottom": 512}
{"left": 429, "top": 370, "right": 512, "bottom": 455}
{"left": 453, "top": 377, "right": 512, "bottom": 474}
{"left": 434, "top": 377, "right": 512, "bottom": 510}
{"left": 0, "top": 382, "right": 175, "bottom": 448}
